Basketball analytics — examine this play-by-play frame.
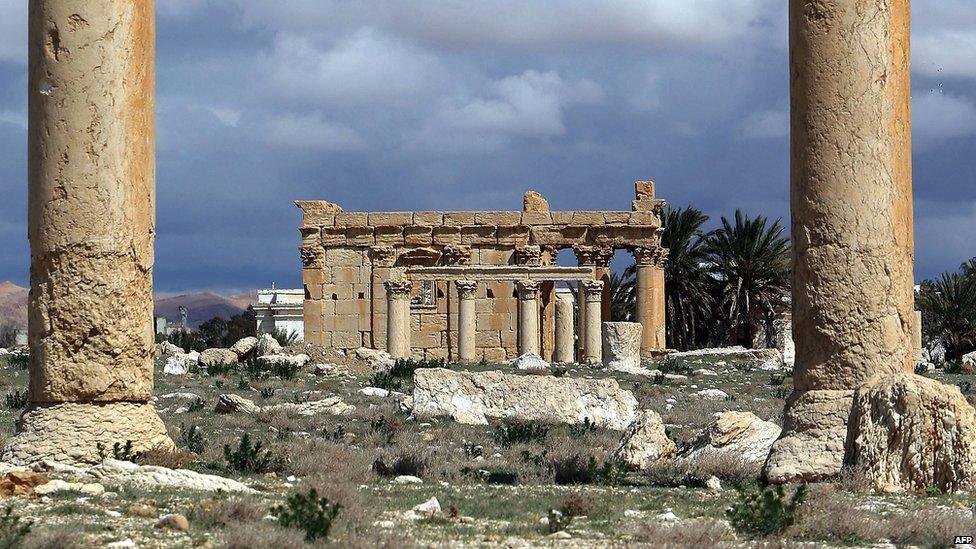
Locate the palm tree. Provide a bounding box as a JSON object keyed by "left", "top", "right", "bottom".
{"left": 916, "top": 272, "right": 976, "bottom": 360}
{"left": 659, "top": 206, "right": 715, "bottom": 350}
{"left": 706, "top": 209, "right": 790, "bottom": 347}
{"left": 608, "top": 271, "right": 635, "bottom": 321}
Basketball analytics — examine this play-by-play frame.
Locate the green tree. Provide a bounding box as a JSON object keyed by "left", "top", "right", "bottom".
{"left": 660, "top": 206, "right": 715, "bottom": 350}
{"left": 608, "top": 272, "right": 635, "bottom": 321}
{"left": 225, "top": 306, "right": 257, "bottom": 345}
{"left": 916, "top": 271, "right": 976, "bottom": 360}
{"left": 706, "top": 209, "right": 790, "bottom": 347}
{"left": 198, "top": 316, "right": 228, "bottom": 348}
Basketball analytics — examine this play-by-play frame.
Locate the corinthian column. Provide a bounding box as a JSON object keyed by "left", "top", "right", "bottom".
{"left": 455, "top": 280, "right": 478, "bottom": 363}
{"left": 632, "top": 247, "right": 668, "bottom": 358}
{"left": 516, "top": 280, "right": 541, "bottom": 356}
{"left": 385, "top": 280, "right": 413, "bottom": 359}
{"left": 581, "top": 280, "right": 605, "bottom": 364}
{"left": 4, "top": 0, "right": 173, "bottom": 465}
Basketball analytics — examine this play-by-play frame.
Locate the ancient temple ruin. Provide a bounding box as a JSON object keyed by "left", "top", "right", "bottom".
{"left": 295, "top": 184, "right": 668, "bottom": 363}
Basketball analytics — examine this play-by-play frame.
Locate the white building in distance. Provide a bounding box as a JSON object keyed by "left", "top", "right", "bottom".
{"left": 256, "top": 286, "right": 305, "bottom": 341}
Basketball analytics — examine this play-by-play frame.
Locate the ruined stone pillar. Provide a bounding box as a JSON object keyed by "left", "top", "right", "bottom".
{"left": 517, "top": 280, "right": 541, "bottom": 356}
{"left": 763, "top": 0, "right": 917, "bottom": 483}
{"left": 582, "top": 280, "right": 605, "bottom": 364}
{"left": 385, "top": 280, "right": 413, "bottom": 359}
{"left": 632, "top": 247, "right": 668, "bottom": 358}
{"left": 3, "top": 0, "right": 174, "bottom": 465}
{"left": 455, "top": 280, "right": 478, "bottom": 363}
{"left": 554, "top": 292, "right": 575, "bottom": 363}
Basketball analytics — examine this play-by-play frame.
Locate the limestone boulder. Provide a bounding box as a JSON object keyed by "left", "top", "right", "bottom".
{"left": 198, "top": 348, "right": 238, "bottom": 368}
{"left": 85, "top": 459, "right": 252, "bottom": 493}
{"left": 844, "top": 373, "right": 976, "bottom": 492}
{"left": 523, "top": 191, "right": 550, "bottom": 212}
{"left": 762, "top": 389, "right": 853, "bottom": 484}
{"left": 214, "top": 394, "right": 260, "bottom": 415}
{"left": 678, "top": 411, "right": 781, "bottom": 469}
{"left": 254, "top": 334, "right": 282, "bottom": 357}
{"left": 509, "top": 353, "right": 549, "bottom": 372}
{"left": 691, "top": 389, "right": 729, "bottom": 401}
{"left": 612, "top": 410, "right": 677, "bottom": 470}
{"left": 163, "top": 351, "right": 198, "bottom": 376}
{"left": 257, "top": 354, "right": 311, "bottom": 370}
{"left": 412, "top": 368, "right": 637, "bottom": 430}
{"left": 155, "top": 342, "right": 184, "bottom": 360}
{"left": 263, "top": 396, "right": 353, "bottom": 417}
{"left": 229, "top": 336, "right": 259, "bottom": 358}
{"left": 355, "top": 347, "right": 395, "bottom": 371}
{"left": 602, "top": 322, "right": 642, "bottom": 372}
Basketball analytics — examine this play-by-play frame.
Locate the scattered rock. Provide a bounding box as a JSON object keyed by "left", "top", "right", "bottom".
{"left": 155, "top": 513, "right": 190, "bottom": 532}
{"left": 33, "top": 478, "right": 104, "bottom": 496}
{"left": 663, "top": 373, "right": 688, "bottom": 384}
{"left": 163, "top": 351, "right": 199, "bottom": 375}
{"left": 254, "top": 334, "right": 283, "bottom": 357}
{"left": 263, "top": 397, "right": 354, "bottom": 417}
{"left": 198, "top": 348, "right": 238, "bottom": 368}
{"left": 691, "top": 389, "right": 729, "bottom": 400}
{"left": 360, "top": 387, "right": 390, "bottom": 398}
{"left": 355, "top": 347, "right": 394, "bottom": 371}
{"left": 394, "top": 475, "right": 423, "bottom": 485}
{"left": 664, "top": 346, "right": 783, "bottom": 371}
{"left": 158, "top": 392, "right": 200, "bottom": 401}
{"left": 155, "top": 342, "right": 184, "bottom": 360}
{"left": 602, "top": 322, "right": 642, "bottom": 372}
{"left": 314, "top": 363, "right": 346, "bottom": 376}
{"left": 655, "top": 511, "right": 680, "bottom": 523}
{"left": 678, "top": 411, "right": 781, "bottom": 469}
{"left": 509, "top": 352, "right": 549, "bottom": 372}
{"left": 845, "top": 373, "right": 976, "bottom": 492}
{"left": 706, "top": 476, "right": 722, "bottom": 492}
{"left": 613, "top": 410, "right": 677, "bottom": 470}
{"left": 106, "top": 539, "right": 136, "bottom": 548}
{"left": 692, "top": 369, "right": 718, "bottom": 377}
{"left": 257, "top": 354, "right": 311, "bottom": 369}
{"left": 127, "top": 503, "right": 156, "bottom": 517}
{"left": 0, "top": 470, "right": 49, "bottom": 496}
{"left": 412, "top": 496, "right": 441, "bottom": 517}
{"left": 214, "top": 394, "right": 260, "bottom": 414}
{"left": 87, "top": 460, "right": 253, "bottom": 493}
{"left": 230, "top": 336, "right": 259, "bottom": 358}
{"left": 413, "top": 368, "right": 637, "bottom": 430}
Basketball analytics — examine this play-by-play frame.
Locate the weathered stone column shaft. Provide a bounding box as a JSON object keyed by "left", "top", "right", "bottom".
{"left": 385, "top": 280, "right": 412, "bottom": 359}
{"left": 517, "top": 280, "right": 541, "bottom": 356}
{"left": 582, "top": 280, "right": 604, "bottom": 364}
{"left": 28, "top": 0, "right": 157, "bottom": 403}
{"left": 455, "top": 280, "right": 478, "bottom": 363}
{"left": 633, "top": 247, "right": 668, "bottom": 357}
{"left": 553, "top": 293, "right": 575, "bottom": 363}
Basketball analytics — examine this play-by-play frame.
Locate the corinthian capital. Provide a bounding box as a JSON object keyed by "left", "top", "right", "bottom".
{"left": 384, "top": 280, "right": 413, "bottom": 298}
{"left": 454, "top": 280, "right": 478, "bottom": 299}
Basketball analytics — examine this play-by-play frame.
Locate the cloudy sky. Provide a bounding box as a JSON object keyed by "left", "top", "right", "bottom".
{"left": 0, "top": 1, "right": 974, "bottom": 293}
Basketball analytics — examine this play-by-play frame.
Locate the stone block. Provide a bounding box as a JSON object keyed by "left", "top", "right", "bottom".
{"left": 635, "top": 180, "right": 655, "bottom": 200}
{"left": 551, "top": 212, "right": 574, "bottom": 224}
{"left": 572, "top": 211, "right": 606, "bottom": 225}
{"left": 475, "top": 211, "right": 522, "bottom": 225}
{"left": 523, "top": 191, "right": 550, "bottom": 212}
{"left": 336, "top": 299, "right": 369, "bottom": 316}
{"left": 324, "top": 247, "right": 364, "bottom": 266}
{"left": 478, "top": 249, "right": 513, "bottom": 266}
{"left": 335, "top": 212, "right": 368, "bottom": 227}
{"left": 368, "top": 212, "right": 414, "bottom": 226}
{"left": 374, "top": 226, "right": 405, "bottom": 246}
{"left": 603, "top": 212, "right": 630, "bottom": 224}
{"left": 425, "top": 347, "right": 449, "bottom": 360}
{"left": 444, "top": 212, "right": 476, "bottom": 225}
{"left": 322, "top": 284, "right": 354, "bottom": 300}
{"left": 332, "top": 331, "right": 362, "bottom": 349}
{"left": 497, "top": 226, "right": 531, "bottom": 246}
{"left": 530, "top": 225, "right": 587, "bottom": 246}
{"left": 304, "top": 283, "right": 323, "bottom": 300}
{"left": 404, "top": 226, "right": 434, "bottom": 245}
{"left": 414, "top": 212, "right": 444, "bottom": 225}
{"left": 345, "top": 226, "right": 374, "bottom": 246}
{"left": 500, "top": 329, "right": 517, "bottom": 348}
{"left": 322, "top": 227, "right": 347, "bottom": 246}
{"left": 432, "top": 226, "right": 462, "bottom": 245}
{"left": 477, "top": 312, "right": 512, "bottom": 331}
{"left": 476, "top": 330, "right": 502, "bottom": 347}
{"left": 482, "top": 347, "right": 508, "bottom": 363}
{"left": 303, "top": 267, "right": 329, "bottom": 285}
{"left": 300, "top": 228, "right": 321, "bottom": 247}
{"left": 629, "top": 212, "right": 659, "bottom": 225}
{"left": 461, "top": 226, "right": 496, "bottom": 245}
{"left": 521, "top": 212, "right": 552, "bottom": 225}
{"left": 331, "top": 266, "right": 361, "bottom": 285}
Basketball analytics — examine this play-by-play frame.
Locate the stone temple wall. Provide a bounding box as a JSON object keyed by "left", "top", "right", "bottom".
{"left": 296, "top": 183, "right": 667, "bottom": 361}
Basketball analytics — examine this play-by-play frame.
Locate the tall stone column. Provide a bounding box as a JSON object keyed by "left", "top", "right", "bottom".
{"left": 385, "top": 280, "right": 413, "bottom": 359}
{"left": 632, "top": 247, "right": 668, "bottom": 358}
{"left": 573, "top": 246, "right": 610, "bottom": 359}
{"left": 4, "top": 0, "right": 173, "bottom": 465}
{"left": 763, "top": 0, "right": 976, "bottom": 490}
{"left": 581, "top": 280, "right": 605, "bottom": 364}
{"left": 553, "top": 292, "right": 575, "bottom": 363}
{"left": 517, "top": 280, "right": 541, "bottom": 356}
{"left": 455, "top": 280, "right": 478, "bottom": 363}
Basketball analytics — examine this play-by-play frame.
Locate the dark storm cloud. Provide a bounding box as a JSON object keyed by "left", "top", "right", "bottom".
{"left": 0, "top": 1, "right": 973, "bottom": 292}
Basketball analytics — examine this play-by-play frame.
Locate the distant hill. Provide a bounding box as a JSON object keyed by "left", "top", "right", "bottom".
{"left": 154, "top": 292, "right": 255, "bottom": 329}
{"left": 0, "top": 282, "right": 259, "bottom": 331}
{"left": 0, "top": 281, "right": 28, "bottom": 330}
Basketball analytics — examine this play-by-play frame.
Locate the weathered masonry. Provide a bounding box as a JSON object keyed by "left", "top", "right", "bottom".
{"left": 295, "top": 183, "right": 668, "bottom": 362}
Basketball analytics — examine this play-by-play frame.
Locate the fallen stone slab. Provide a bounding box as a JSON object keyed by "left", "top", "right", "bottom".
{"left": 257, "top": 353, "right": 311, "bottom": 369}
{"left": 84, "top": 459, "right": 253, "bottom": 493}
{"left": 254, "top": 334, "right": 283, "bottom": 357}
{"left": 214, "top": 394, "right": 261, "bottom": 414}
{"left": 230, "top": 336, "right": 259, "bottom": 358}
{"left": 509, "top": 352, "right": 549, "bottom": 372}
{"left": 412, "top": 368, "right": 637, "bottom": 430}
{"left": 263, "top": 396, "right": 354, "bottom": 417}
{"left": 163, "top": 351, "right": 199, "bottom": 375}
{"left": 664, "top": 346, "right": 783, "bottom": 371}
{"left": 678, "top": 411, "right": 781, "bottom": 469}
{"left": 199, "top": 348, "right": 238, "bottom": 368}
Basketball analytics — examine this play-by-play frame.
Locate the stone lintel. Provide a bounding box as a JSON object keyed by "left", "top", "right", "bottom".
{"left": 406, "top": 265, "right": 596, "bottom": 282}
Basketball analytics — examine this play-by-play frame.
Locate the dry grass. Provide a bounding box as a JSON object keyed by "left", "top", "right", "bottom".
{"left": 632, "top": 518, "right": 735, "bottom": 546}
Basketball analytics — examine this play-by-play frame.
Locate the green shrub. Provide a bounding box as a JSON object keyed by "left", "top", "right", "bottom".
{"left": 272, "top": 488, "right": 341, "bottom": 542}
{"left": 5, "top": 354, "right": 28, "bottom": 371}
{"left": 367, "top": 371, "right": 402, "bottom": 392}
{"left": 0, "top": 505, "right": 32, "bottom": 548}
{"left": 372, "top": 453, "right": 426, "bottom": 478}
{"left": 552, "top": 455, "right": 627, "bottom": 486}
{"left": 492, "top": 420, "right": 550, "bottom": 446}
{"left": 206, "top": 361, "right": 236, "bottom": 377}
{"left": 726, "top": 482, "right": 807, "bottom": 538}
{"left": 270, "top": 328, "right": 300, "bottom": 348}
{"left": 546, "top": 508, "right": 571, "bottom": 534}
{"left": 270, "top": 361, "right": 301, "bottom": 381}
{"left": 180, "top": 423, "right": 205, "bottom": 454}
{"left": 0, "top": 325, "right": 17, "bottom": 349}
{"left": 260, "top": 387, "right": 276, "bottom": 399}
{"left": 3, "top": 390, "right": 27, "bottom": 410}
{"left": 224, "top": 434, "right": 274, "bottom": 474}
{"left": 187, "top": 398, "right": 205, "bottom": 412}
{"left": 162, "top": 329, "right": 206, "bottom": 352}
{"left": 569, "top": 418, "right": 597, "bottom": 437}
{"left": 97, "top": 440, "right": 134, "bottom": 462}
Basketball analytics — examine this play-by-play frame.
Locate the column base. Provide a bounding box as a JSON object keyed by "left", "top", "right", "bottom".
{"left": 762, "top": 389, "right": 854, "bottom": 483}
{"left": 3, "top": 402, "right": 174, "bottom": 466}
